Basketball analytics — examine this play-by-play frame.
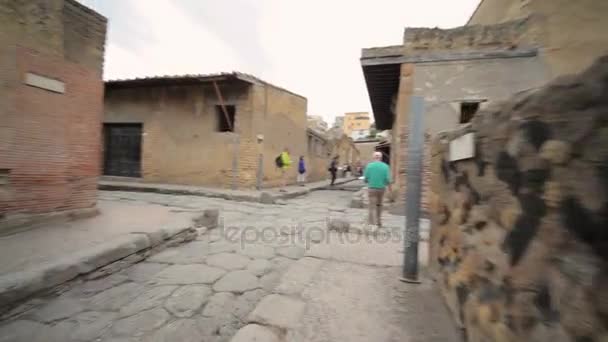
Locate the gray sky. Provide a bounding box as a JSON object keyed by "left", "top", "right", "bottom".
{"left": 80, "top": 0, "right": 479, "bottom": 125}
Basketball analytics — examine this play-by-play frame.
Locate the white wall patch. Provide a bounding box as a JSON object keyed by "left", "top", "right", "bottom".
{"left": 25, "top": 73, "right": 65, "bottom": 94}
{"left": 449, "top": 132, "right": 475, "bottom": 161}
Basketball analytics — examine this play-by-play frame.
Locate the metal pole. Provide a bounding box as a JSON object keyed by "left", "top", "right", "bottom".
{"left": 401, "top": 96, "right": 425, "bottom": 284}
{"left": 256, "top": 153, "right": 263, "bottom": 190}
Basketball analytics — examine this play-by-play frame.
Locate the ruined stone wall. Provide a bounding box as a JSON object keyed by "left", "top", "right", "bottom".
{"left": 467, "top": 0, "right": 608, "bottom": 81}
{"left": 0, "top": 0, "right": 106, "bottom": 227}
{"left": 354, "top": 141, "right": 379, "bottom": 166}
{"left": 403, "top": 16, "right": 540, "bottom": 55}
{"left": 429, "top": 56, "right": 608, "bottom": 341}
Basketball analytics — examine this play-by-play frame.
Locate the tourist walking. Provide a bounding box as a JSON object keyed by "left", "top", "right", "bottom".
{"left": 363, "top": 151, "right": 391, "bottom": 227}
{"left": 328, "top": 156, "right": 338, "bottom": 186}
{"left": 297, "top": 156, "right": 306, "bottom": 185}
{"left": 275, "top": 147, "right": 292, "bottom": 191}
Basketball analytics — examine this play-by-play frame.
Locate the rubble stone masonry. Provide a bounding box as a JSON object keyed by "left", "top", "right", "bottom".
{"left": 0, "top": 0, "right": 106, "bottom": 226}
{"left": 429, "top": 56, "right": 608, "bottom": 341}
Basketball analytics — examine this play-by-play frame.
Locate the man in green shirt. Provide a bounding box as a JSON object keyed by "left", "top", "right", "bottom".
{"left": 363, "top": 151, "right": 392, "bottom": 227}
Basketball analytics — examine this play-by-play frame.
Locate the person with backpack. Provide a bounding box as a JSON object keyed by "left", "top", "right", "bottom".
{"left": 328, "top": 156, "right": 338, "bottom": 186}
{"left": 297, "top": 156, "right": 306, "bottom": 185}
{"left": 275, "top": 147, "right": 292, "bottom": 191}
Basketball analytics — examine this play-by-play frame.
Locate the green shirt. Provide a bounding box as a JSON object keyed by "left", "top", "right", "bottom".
{"left": 364, "top": 161, "right": 391, "bottom": 189}
{"left": 280, "top": 152, "right": 292, "bottom": 169}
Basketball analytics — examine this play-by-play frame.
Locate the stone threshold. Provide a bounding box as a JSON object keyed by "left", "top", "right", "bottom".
{"left": 98, "top": 177, "right": 358, "bottom": 204}
{"left": 0, "top": 221, "right": 202, "bottom": 315}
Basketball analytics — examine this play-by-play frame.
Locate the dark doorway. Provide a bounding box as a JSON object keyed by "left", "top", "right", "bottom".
{"left": 376, "top": 143, "right": 391, "bottom": 165}
{"left": 103, "top": 123, "right": 142, "bottom": 177}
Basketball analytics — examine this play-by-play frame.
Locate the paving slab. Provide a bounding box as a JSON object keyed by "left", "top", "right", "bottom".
{"left": 247, "top": 294, "right": 306, "bottom": 329}
{"left": 286, "top": 261, "right": 461, "bottom": 342}
{"left": 147, "top": 319, "right": 206, "bottom": 342}
{"left": 230, "top": 324, "right": 280, "bottom": 342}
{"left": 67, "top": 311, "right": 117, "bottom": 341}
{"left": 112, "top": 308, "right": 170, "bottom": 337}
{"left": 246, "top": 259, "right": 273, "bottom": 276}
{"left": 275, "top": 257, "right": 323, "bottom": 296}
{"left": 119, "top": 285, "right": 177, "bottom": 317}
{"left": 88, "top": 282, "right": 143, "bottom": 312}
{"left": 206, "top": 253, "right": 251, "bottom": 270}
{"left": 152, "top": 264, "right": 226, "bottom": 285}
{"left": 213, "top": 270, "right": 260, "bottom": 293}
{"left": 164, "top": 285, "right": 212, "bottom": 318}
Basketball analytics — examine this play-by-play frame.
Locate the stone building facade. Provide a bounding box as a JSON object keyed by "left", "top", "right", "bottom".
{"left": 103, "top": 73, "right": 307, "bottom": 189}
{"left": 354, "top": 139, "right": 381, "bottom": 166}
{"left": 305, "top": 128, "right": 331, "bottom": 182}
{"left": 429, "top": 56, "right": 608, "bottom": 342}
{"left": 360, "top": 0, "right": 608, "bottom": 216}
{"left": 342, "top": 112, "right": 370, "bottom": 137}
{"left": 0, "top": 0, "right": 107, "bottom": 230}
{"left": 328, "top": 134, "right": 360, "bottom": 170}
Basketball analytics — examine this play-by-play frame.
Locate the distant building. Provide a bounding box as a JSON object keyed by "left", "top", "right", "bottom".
{"left": 103, "top": 72, "right": 307, "bottom": 190}
{"left": 343, "top": 112, "right": 370, "bottom": 136}
{"left": 333, "top": 116, "right": 344, "bottom": 129}
{"left": 307, "top": 115, "right": 328, "bottom": 131}
{"left": 351, "top": 128, "right": 370, "bottom": 141}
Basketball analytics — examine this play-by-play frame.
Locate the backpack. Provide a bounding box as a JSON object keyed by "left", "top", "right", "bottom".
{"left": 275, "top": 154, "right": 284, "bottom": 168}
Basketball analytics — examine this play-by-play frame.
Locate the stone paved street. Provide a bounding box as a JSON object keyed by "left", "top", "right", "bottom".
{"left": 0, "top": 185, "right": 459, "bottom": 342}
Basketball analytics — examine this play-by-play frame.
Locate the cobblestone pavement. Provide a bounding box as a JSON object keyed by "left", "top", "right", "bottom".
{"left": 0, "top": 185, "right": 459, "bottom": 342}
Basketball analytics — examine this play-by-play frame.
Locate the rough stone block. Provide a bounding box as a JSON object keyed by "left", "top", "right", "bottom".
{"left": 260, "top": 192, "right": 275, "bottom": 204}
{"left": 540, "top": 140, "right": 571, "bottom": 165}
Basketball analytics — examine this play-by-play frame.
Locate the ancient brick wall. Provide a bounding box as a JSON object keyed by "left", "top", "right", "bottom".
{"left": 104, "top": 82, "right": 250, "bottom": 188}
{"left": 429, "top": 56, "right": 608, "bottom": 341}
{"left": 252, "top": 83, "right": 308, "bottom": 188}
{"left": 62, "top": 0, "right": 107, "bottom": 76}
{"left": 306, "top": 131, "right": 331, "bottom": 183}
{"left": 0, "top": 0, "right": 106, "bottom": 224}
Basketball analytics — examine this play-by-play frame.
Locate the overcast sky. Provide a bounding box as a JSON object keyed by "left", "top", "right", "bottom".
{"left": 79, "top": 0, "right": 479, "bottom": 125}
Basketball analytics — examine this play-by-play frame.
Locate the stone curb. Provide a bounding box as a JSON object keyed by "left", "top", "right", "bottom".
{"left": 99, "top": 178, "right": 358, "bottom": 204}
{"left": 0, "top": 225, "right": 194, "bottom": 310}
